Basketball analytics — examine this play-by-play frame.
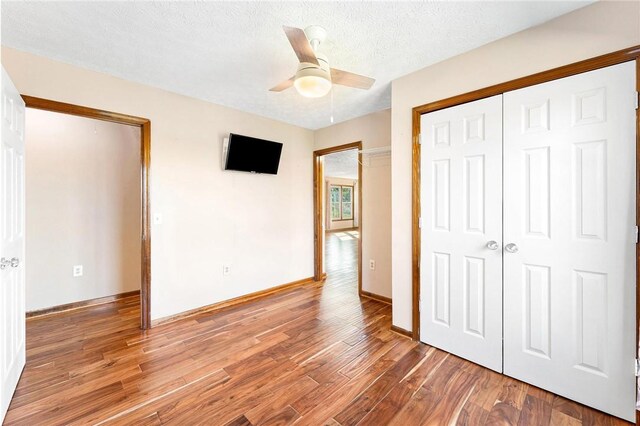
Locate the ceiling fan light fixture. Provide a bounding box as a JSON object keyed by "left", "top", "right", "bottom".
{"left": 270, "top": 26, "right": 374, "bottom": 96}
{"left": 294, "top": 63, "right": 332, "bottom": 98}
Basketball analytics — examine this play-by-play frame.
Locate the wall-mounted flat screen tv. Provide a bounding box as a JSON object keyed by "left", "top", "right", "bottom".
{"left": 224, "top": 133, "right": 283, "bottom": 175}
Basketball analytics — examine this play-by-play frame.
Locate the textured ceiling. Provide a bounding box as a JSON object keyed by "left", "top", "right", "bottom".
{"left": 1, "top": 1, "right": 591, "bottom": 130}
{"left": 324, "top": 149, "right": 359, "bottom": 180}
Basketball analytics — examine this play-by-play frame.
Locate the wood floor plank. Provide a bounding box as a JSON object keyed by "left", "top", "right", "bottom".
{"left": 244, "top": 376, "right": 318, "bottom": 425}
{"left": 225, "top": 414, "right": 254, "bottom": 426}
{"left": 485, "top": 378, "right": 531, "bottom": 426}
{"left": 354, "top": 347, "right": 446, "bottom": 425}
{"left": 259, "top": 405, "right": 300, "bottom": 426}
{"left": 387, "top": 386, "right": 441, "bottom": 425}
{"left": 332, "top": 346, "right": 426, "bottom": 425}
{"left": 421, "top": 369, "right": 478, "bottom": 424}
{"left": 485, "top": 401, "right": 521, "bottom": 426}
{"left": 457, "top": 401, "right": 490, "bottom": 425}
{"left": 4, "top": 233, "right": 631, "bottom": 425}
{"left": 552, "top": 395, "right": 583, "bottom": 421}
{"left": 518, "top": 395, "right": 553, "bottom": 426}
{"left": 550, "top": 410, "right": 582, "bottom": 426}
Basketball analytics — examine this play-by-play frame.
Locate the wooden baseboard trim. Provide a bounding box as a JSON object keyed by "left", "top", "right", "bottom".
{"left": 151, "top": 276, "right": 319, "bottom": 327}
{"left": 26, "top": 290, "right": 140, "bottom": 319}
{"left": 390, "top": 325, "right": 412, "bottom": 338}
{"left": 360, "top": 290, "right": 392, "bottom": 305}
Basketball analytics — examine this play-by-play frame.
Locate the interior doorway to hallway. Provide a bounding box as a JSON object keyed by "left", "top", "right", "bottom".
{"left": 313, "top": 142, "right": 362, "bottom": 294}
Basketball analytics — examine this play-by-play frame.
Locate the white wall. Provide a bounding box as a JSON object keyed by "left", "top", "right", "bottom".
{"left": 2, "top": 46, "right": 315, "bottom": 321}
{"left": 325, "top": 177, "right": 358, "bottom": 230}
{"left": 315, "top": 109, "right": 391, "bottom": 299}
{"left": 25, "top": 109, "right": 140, "bottom": 311}
{"left": 391, "top": 1, "right": 640, "bottom": 331}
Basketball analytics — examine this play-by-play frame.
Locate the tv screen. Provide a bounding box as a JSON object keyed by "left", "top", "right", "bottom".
{"left": 224, "top": 133, "right": 283, "bottom": 175}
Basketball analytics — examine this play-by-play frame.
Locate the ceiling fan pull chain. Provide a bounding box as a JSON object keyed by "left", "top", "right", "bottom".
{"left": 330, "top": 88, "right": 334, "bottom": 124}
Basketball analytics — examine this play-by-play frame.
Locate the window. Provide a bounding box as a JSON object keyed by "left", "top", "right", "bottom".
{"left": 330, "top": 186, "right": 341, "bottom": 220}
{"left": 329, "top": 185, "right": 354, "bottom": 220}
{"left": 341, "top": 186, "right": 353, "bottom": 219}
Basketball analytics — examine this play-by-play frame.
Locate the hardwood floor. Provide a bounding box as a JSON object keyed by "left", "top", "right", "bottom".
{"left": 4, "top": 232, "right": 630, "bottom": 425}
{"left": 324, "top": 230, "right": 359, "bottom": 288}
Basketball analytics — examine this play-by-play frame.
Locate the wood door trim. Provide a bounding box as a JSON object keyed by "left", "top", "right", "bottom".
{"left": 313, "top": 141, "right": 363, "bottom": 296}
{"left": 413, "top": 46, "right": 640, "bottom": 117}
{"left": 21, "top": 95, "right": 152, "bottom": 330}
{"left": 411, "top": 45, "right": 640, "bottom": 345}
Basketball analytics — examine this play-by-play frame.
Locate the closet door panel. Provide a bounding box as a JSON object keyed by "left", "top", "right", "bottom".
{"left": 420, "top": 95, "right": 503, "bottom": 372}
{"left": 503, "top": 61, "right": 636, "bottom": 422}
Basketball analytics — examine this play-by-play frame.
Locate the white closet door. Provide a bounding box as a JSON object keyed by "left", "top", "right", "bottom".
{"left": 420, "top": 95, "right": 503, "bottom": 372}
{"left": 503, "top": 62, "right": 636, "bottom": 421}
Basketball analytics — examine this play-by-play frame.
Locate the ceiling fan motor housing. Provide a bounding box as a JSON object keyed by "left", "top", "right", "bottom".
{"left": 296, "top": 52, "right": 330, "bottom": 80}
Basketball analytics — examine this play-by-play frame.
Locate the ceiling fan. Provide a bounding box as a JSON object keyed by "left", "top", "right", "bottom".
{"left": 270, "top": 25, "right": 375, "bottom": 98}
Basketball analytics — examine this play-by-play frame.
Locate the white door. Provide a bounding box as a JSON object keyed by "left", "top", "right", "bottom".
{"left": 503, "top": 62, "right": 636, "bottom": 421}
{"left": 420, "top": 95, "right": 503, "bottom": 372}
{"left": 0, "top": 66, "right": 26, "bottom": 423}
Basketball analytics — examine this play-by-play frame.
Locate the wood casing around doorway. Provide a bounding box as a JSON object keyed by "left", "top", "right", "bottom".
{"left": 20, "top": 96, "right": 152, "bottom": 329}
{"left": 313, "top": 142, "right": 363, "bottom": 296}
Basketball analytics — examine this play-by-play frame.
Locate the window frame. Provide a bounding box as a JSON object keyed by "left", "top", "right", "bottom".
{"left": 329, "top": 184, "right": 354, "bottom": 221}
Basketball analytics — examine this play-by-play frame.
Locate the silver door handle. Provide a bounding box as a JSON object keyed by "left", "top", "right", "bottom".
{"left": 10, "top": 258, "right": 19, "bottom": 268}
{"left": 0, "top": 257, "right": 10, "bottom": 270}
{"left": 486, "top": 241, "right": 500, "bottom": 250}
{"left": 504, "top": 243, "right": 519, "bottom": 253}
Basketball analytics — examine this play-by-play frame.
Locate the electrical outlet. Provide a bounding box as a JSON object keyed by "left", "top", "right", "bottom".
{"left": 369, "top": 260, "right": 375, "bottom": 270}
{"left": 73, "top": 265, "right": 83, "bottom": 277}
{"left": 223, "top": 265, "right": 231, "bottom": 276}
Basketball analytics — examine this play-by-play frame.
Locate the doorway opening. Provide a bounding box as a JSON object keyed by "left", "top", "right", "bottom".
{"left": 313, "top": 142, "right": 362, "bottom": 293}
{"left": 23, "top": 96, "right": 151, "bottom": 329}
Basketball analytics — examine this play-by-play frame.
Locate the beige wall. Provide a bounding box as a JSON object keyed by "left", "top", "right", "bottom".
{"left": 391, "top": 1, "right": 640, "bottom": 332}
{"left": 25, "top": 109, "right": 140, "bottom": 311}
{"left": 315, "top": 109, "right": 391, "bottom": 299}
{"left": 2, "top": 46, "right": 315, "bottom": 321}
{"left": 325, "top": 177, "right": 358, "bottom": 230}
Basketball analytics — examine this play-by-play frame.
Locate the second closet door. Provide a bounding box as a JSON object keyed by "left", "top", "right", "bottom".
{"left": 503, "top": 62, "right": 636, "bottom": 421}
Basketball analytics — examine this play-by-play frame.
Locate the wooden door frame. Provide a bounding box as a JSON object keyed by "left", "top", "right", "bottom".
{"left": 313, "top": 142, "right": 363, "bottom": 295}
{"left": 410, "top": 45, "right": 640, "bottom": 423}
{"left": 21, "top": 96, "right": 152, "bottom": 330}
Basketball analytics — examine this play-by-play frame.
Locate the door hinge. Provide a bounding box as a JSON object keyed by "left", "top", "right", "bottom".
{"left": 418, "top": 134, "right": 422, "bottom": 145}
{"left": 635, "top": 225, "right": 638, "bottom": 244}
{"left": 418, "top": 217, "right": 423, "bottom": 229}
{"left": 635, "top": 91, "right": 639, "bottom": 110}
{"left": 636, "top": 359, "right": 640, "bottom": 376}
